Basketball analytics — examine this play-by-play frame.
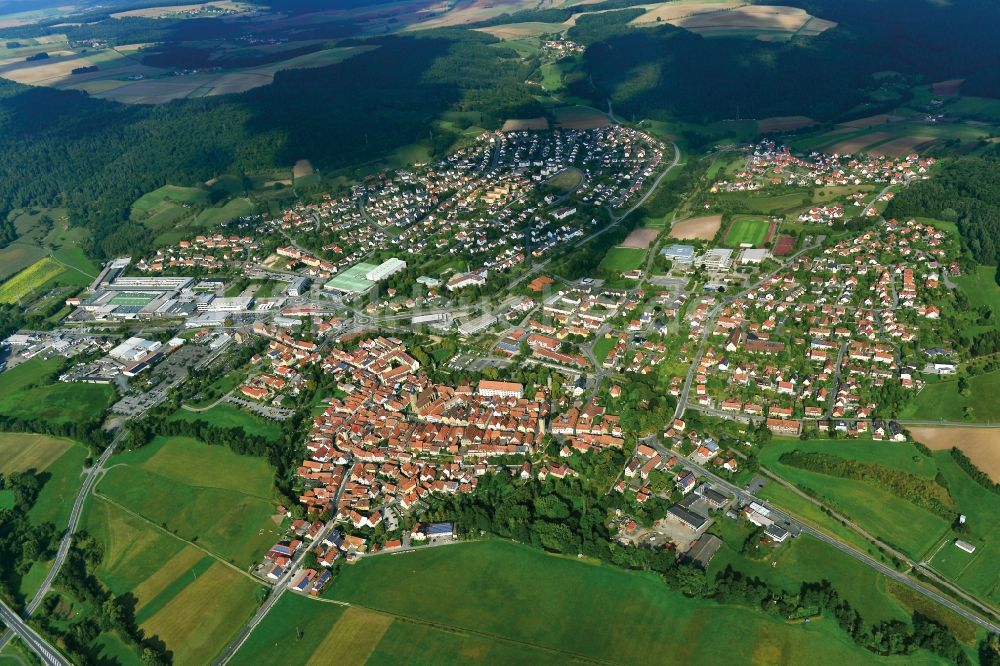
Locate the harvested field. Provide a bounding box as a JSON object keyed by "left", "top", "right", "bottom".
{"left": 669, "top": 215, "right": 722, "bottom": 240}
{"left": 839, "top": 114, "right": 903, "bottom": 129}
{"left": 758, "top": 115, "right": 818, "bottom": 133}
{"left": 868, "top": 135, "right": 934, "bottom": 158}
{"left": 407, "top": 0, "right": 548, "bottom": 30}
{"left": 826, "top": 132, "right": 891, "bottom": 155}
{"left": 630, "top": 1, "right": 741, "bottom": 25}
{"left": 110, "top": 1, "right": 256, "bottom": 19}
{"left": 0, "top": 433, "right": 73, "bottom": 475}
{"left": 305, "top": 607, "right": 393, "bottom": 666}
{"left": 0, "top": 53, "right": 100, "bottom": 86}
{"left": 670, "top": 5, "right": 835, "bottom": 36}
{"left": 911, "top": 427, "right": 1000, "bottom": 483}
{"left": 476, "top": 21, "right": 567, "bottom": 39}
{"left": 554, "top": 105, "right": 609, "bottom": 129}
{"left": 797, "top": 16, "right": 837, "bottom": 35}
{"left": 621, "top": 228, "right": 659, "bottom": 249}
{"left": 502, "top": 117, "right": 550, "bottom": 131}
{"left": 932, "top": 79, "right": 964, "bottom": 96}
{"left": 293, "top": 159, "right": 315, "bottom": 179}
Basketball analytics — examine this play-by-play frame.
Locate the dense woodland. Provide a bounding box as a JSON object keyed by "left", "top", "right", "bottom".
{"left": 0, "top": 29, "right": 541, "bottom": 259}
{"left": 887, "top": 152, "right": 1000, "bottom": 268}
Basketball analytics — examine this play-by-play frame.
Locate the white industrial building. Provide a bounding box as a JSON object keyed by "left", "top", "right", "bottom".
{"left": 366, "top": 258, "right": 407, "bottom": 282}
{"left": 109, "top": 337, "right": 162, "bottom": 363}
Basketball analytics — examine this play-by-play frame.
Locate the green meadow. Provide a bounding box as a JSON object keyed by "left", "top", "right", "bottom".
{"left": 167, "top": 403, "right": 283, "bottom": 440}
{"left": 759, "top": 439, "right": 952, "bottom": 559}
{"left": 0, "top": 357, "right": 114, "bottom": 426}
{"left": 96, "top": 436, "right": 282, "bottom": 567}
{"left": 318, "top": 540, "right": 926, "bottom": 666}
{"left": 599, "top": 246, "right": 646, "bottom": 272}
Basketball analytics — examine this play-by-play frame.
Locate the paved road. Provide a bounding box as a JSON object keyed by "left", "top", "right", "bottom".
{"left": 213, "top": 457, "right": 354, "bottom": 666}
{"left": 0, "top": 601, "right": 69, "bottom": 666}
{"left": 650, "top": 438, "right": 1000, "bottom": 635}
{"left": 0, "top": 428, "right": 128, "bottom": 655}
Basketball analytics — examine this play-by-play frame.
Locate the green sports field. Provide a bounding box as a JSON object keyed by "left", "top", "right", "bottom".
{"left": 97, "top": 436, "right": 282, "bottom": 567}
{"left": 724, "top": 216, "right": 771, "bottom": 247}
{"left": 599, "top": 246, "right": 646, "bottom": 272}
{"left": 759, "top": 439, "right": 952, "bottom": 559}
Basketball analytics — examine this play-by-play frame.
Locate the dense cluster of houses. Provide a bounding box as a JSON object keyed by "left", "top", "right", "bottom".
{"left": 712, "top": 140, "right": 934, "bottom": 194}
{"left": 681, "top": 218, "right": 959, "bottom": 434}
{"left": 135, "top": 234, "right": 264, "bottom": 272}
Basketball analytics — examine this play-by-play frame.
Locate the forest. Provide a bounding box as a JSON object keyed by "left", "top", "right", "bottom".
{"left": 887, "top": 151, "right": 1000, "bottom": 268}
{"left": 0, "top": 28, "right": 541, "bottom": 259}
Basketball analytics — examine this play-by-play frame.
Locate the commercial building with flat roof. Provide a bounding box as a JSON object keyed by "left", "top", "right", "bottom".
{"left": 366, "top": 258, "right": 406, "bottom": 282}
{"left": 661, "top": 244, "right": 695, "bottom": 265}
{"left": 324, "top": 262, "right": 378, "bottom": 295}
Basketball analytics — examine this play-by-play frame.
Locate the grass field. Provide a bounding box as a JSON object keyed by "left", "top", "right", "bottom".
{"left": 707, "top": 525, "right": 907, "bottom": 624}
{"left": 97, "top": 436, "right": 281, "bottom": 566}
{"left": 0, "top": 357, "right": 115, "bottom": 426}
{"left": 598, "top": 246, "right": 646, "bottom": 273}
{"left": 724, "top": 215, "right": 770, "bottom": 247}
{"left": 0, "top": 433, "right": 87, "bottom": 529}
{"left": 760, "top": 439, "right": 951, "bottom": 559}
{"left": 166, "top": 403, "right": 282, "bottom": 440}
{"left": 714, "top": 191, "right": 809, "bottom": 214}
{"left": 87, "top": 499, "right": 264, "bottom": 664}
{"left": 236, "top": 540, "right": 920, "bottom": 665}
{"left": 898, "top": 369, "right": 1000, "bottom": 422}
{"left": 132, "top": 185, "right": 209, "bottom": 215}
{"left": 592, "top": 335, "right": 617, "bottom": 363}
{"left": 0, "top": 257, "right": 65, "bottom": 303}
{"left": 923, "top": 450, "right": 1000, "bottom": 605}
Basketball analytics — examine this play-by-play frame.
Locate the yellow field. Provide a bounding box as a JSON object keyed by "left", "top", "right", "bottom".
{"left": 670, "top": 215, "right": 723, "bottom": 240}
{"left": 130, "top": 547, "right": 205, "bottom": 611}
{"left": 839, "top": 114, "right": 903, "bottom": 129}
{"left": 293, "top": 159, "right": 315, "bottom": 179}
{"left": 305, "top": 607, "right": 393, "bottom": 666}
{"left": 912, "top": 427, "right": 1000, "bottom": 483}
{"left": 658, "top": 4, "right": 836, "bottom": 37}
{"left": 142, "top": 562, "right": 263, "bottom": 665}
{"left": 0, "top": 433, "right": 73, "bottom": 474}
{"left": 631, "top": 1, "right": 743, "bottom": 25}
{"left": 0, "top": 257, "right": 65, "bottom": 303}
{"left": 475, "top": 21, "right": 569, "bottom": 39}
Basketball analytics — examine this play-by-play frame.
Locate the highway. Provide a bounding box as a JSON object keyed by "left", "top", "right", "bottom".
{"left": 0, "top": 600, "right": 69, "bottom": 666}
{"left": 647, "top": 436, "right": 1000, "bottom": 635}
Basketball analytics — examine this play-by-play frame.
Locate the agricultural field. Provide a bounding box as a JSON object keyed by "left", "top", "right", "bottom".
{"left": 714, "top": 191, "right": 810, "bottom": 214}
{"left": 553, "top": 105, "right": 609, "bottom": 129}
{"left": 757, "top": 115, "right": 818, "bottom": 133}
{"left": 723, "top": 215, "right": 771, "bottom": 247}
{"left": 669, "top": 214, "right": 722, "bottom": 240}
{"left": 83, "top": 499, "right": 265, "bottom": 665}
{"left": 620, "top": 227, "right": 659, "bottom": 249}
{"left": 95, "top": 435, "right": 282, "bottom": 567}
{"left": 0, "top": 257, "right": 65, "bottom": 303}
{"left": 237, "top": 540, "right": 915, "bottom": 666}
{"left": 131, "top": 185, "right": 210, "bottom": 215}
{"left": 759, "top": 439, "right": 952, "bottom": 559}
{"left": 0, "top": 357, "right": 115, "bottom": 426}
{"left": 598, "top": 246, "right": 646, "bottom": 272}
{"left": 898, "top": 369, "right": 1000, "bottom": 422}
{"left": 912, "top": 427, "right": 1000, "bottom": 483}
{"left": 637, "top": 3, "right": 837, "bottom": 39}
{"left": 0, "top": 433, "right": 88, "bottom": 530}
{"left": 922, "top": 448, "right": 1000, "bottom": 605}
{"left": 166, "top": 403, "right": 283, "bottom": 440}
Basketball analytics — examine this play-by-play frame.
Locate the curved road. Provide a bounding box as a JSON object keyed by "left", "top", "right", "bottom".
{"left": 0, "top": 428, "right": 127, "bottom": 657}
{"left": 652, "top": 439, "right": 1000, "bottom": 635}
